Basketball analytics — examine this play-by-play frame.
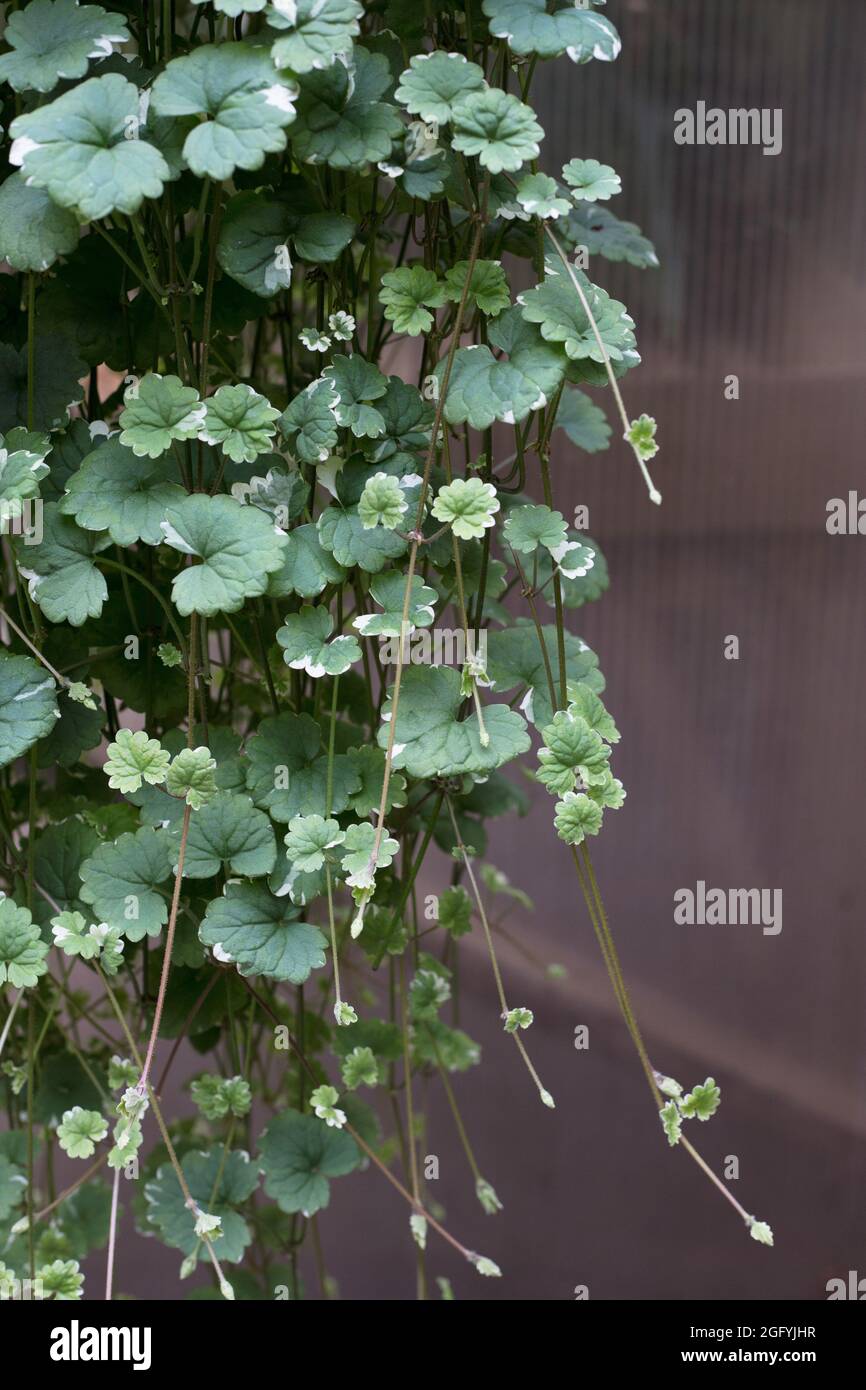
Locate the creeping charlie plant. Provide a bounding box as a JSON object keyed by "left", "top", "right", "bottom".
{"left": 0, "top": 0, "right": 770, "bottom": 1302}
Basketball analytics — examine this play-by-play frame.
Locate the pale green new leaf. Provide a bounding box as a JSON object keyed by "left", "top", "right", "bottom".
{"left": 199, "top": 882, "right": 327, "bottom": 983}
{"left": 9, "top": 74, "right": 169, "bottom": 220}
{"left": 679, "top": 1078, "right": 721, "bottom": 1122}
{"left": 276, "top": 604, "right": 361, "bottom": 678}
{"left": 57, "top": 1107, "right": 108, "bottom": 1160}
{"left": 394, "top": 51, "right": 486, "bottom": 125}
{"left": 103, "top": 729, "right": 170, "bottom": 794}
{"left": 119, "top": 374, "right": 205, "bottom": 459}
{"left": 0, "top": 0, "right": 129, "bottom": 94}
{"left": 443, "top": 259, "right": 510, "bottom": 317}
{"left": 379, "top": 266, "right": 449, "bottom": 336}
{"left": 283, "top": 815, "right": 344, "bottom": 873}
{"left": 0, "top": 898, "right": 49, "bottom": 987}
{"left": 553, "top": 791, "right": 604, "bottom": 845}
{"left": 431, "top": 478, "right": 499, "bottom": 540}
{"left": 165, "top": 746, "right": 218, "bottom": 810}
{"left": 161, "top": 494, "right": 287, "bottom": 617}
{"left": 357, "top": 473, "right": 408, "bottom": 530}
{"left": 339, "top": 821, "right": 398, "bottom": 888}
{"left": 562, "top": 157, "right": 621, "bottom": 202}
{"left": 201, "top": 384, "right": 280, "bottom": 463}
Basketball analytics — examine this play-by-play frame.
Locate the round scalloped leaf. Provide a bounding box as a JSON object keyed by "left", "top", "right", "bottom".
{"left": 199, "top": 882, "right": 327, "bottom": 983}
{"left": 179, "top": 793, "right": 276, "bottom": 880}
{"left": 394, "top": 51, "right": 486, "bottom": 125}
{"left": 267, "top": 521, "right": 347, "bottom": 599}
{"left": 279, "top": 379, "right": 340, "bottom": 464}
{"left": 9, "top": 74, "right": 169, "bottom": 220}
{"left": 322, "top": 353, "right": 389, "bottom": 438}
{"left": 269, "top": 0, "right": 363, "bottom": 75}
{"left": 276, "top": 604, "right": 361, "bottom": 679}
{"left": 0, "top": 174, "right": 79, "bottom": 272}
{"left": 450, "top": 88, "right": 543, "bottom": 174}
{"left": 118, "top": 373, "right": 205, "bottom": 459}
{"left": 443, "top": 258, "right": 511, "bottom": 317}
{"left": 0, "top": 897, "right": 50, "bottom": 987}
{"left": 0, "top": 339, "right": 85, "bottom": 435}
{"left": 57, "top": 1107, "right": 108, "bottom": 1160}
{"left": 379, "top": 266, "right": 449, "bottom": 337}
{"left": 292, "top": 47, "right": 403, "bottom": 170}
{"left": 537, "top": 529, "right": 609, "bottom": 608}
{"left": 431, "top": 477, "right": 499, "bottom": 541}
{"left": 518, "top": 269, "right": 637, "bottom": 364}
{"left": 564, "top": 203, "right": 659, "bottom": 269}
{"left": 553, "top": 791, "right": 604, "bottom": 845}
{"left": 79, "top": 826, "right": 175, "bottom": 941}
{"left": 354, "top": 571, "right": 436, "bottom": 638}
{"left": 160, "top": 494, "right": 287, "bottom": 617}
{"left": 259, "top": 1109, "right": 360, "bottom": 1216}
{"left": 0, "top": 429, "right": 50, "bottom": 524}
{"left": 283, "top": 814, "right": 344, "bottom": 874}
{"left": 244, "top": 711, "right": 360, "bottom": 822}
{"left": 377, "top": 665, "right": 529, "bottom": 779}
{"left": 201, "top": 384, "right": 280, "bottom": 464}
{"left": 515, "top": 172, "right": 571, "bottom": 220}
{"left": 16, "top": 503, "right": 110, "bottom": 627}
{"left": 437, "top": 304, "right": 565, "bottom": 430}
{"left": 317, "top": 503, "right": 407, "bottom": 572}
{"left": 145, "top": 1149, "right": 258, "bottom": 1263}
{"left": 502, "top": 503, "right": 568, "bottom": 556}
{"left": 217, "top": 188, "right": 354, "bottom": 298}
{"left": 483, "top": 0, "right": 621, "bottom": 63}
{"left": 562, "top": 157, "right": 621, "bottom": 202}
{"left": 59, "top": 435, "right": 184, "bottom": 545}
{"left": 150, "top": 44, "right": 297, "bottom": 180}
{"left": 555, "top": 387, "right": 611, "bottom": 453}
{"left": 486, "top": 619, "right": 603, "bottom": 729}
{"left": 0, "top": 0, "right": 129, "bottom": 95}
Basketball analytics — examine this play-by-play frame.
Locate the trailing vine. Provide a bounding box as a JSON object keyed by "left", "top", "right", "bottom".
{"left": 0, "top": 0, "right": 771, "bottom": 1302}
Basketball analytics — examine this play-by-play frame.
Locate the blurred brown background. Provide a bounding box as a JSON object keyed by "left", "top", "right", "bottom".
{"left": 106, "top": 0, "right": 865, "bottom": 1300}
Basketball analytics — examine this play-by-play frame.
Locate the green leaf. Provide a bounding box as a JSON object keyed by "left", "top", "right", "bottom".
{"left": 217, "top": 188, "right": 354, "bottom": 297}
{"left": 379, "top": 266, "right": 449, "bottom": 336}
{"left": 9, "top": 74, "right": 169, "bottom": 220}
{"left": 245, "top": 712, "right": 360, "bottom": 821}
{"left": 269, "top": 0, "right": 363, "bottom": 75}
{"left": 165, "top": 746, "right": 218, "bottom": 810}
{"left": 536, "top": 530, "right": 609, "bottom": 609}
{"left": 180, "top": 793, "right": 276, "bottom": 879}
{"left": 201, "top": 385, "right": 280, "bottom": 464}
{"left": 538, "top": 706, "right": 611, "bottom": 794}
{"left": 515, "top": 172, "right": 571, "bottom": 220}
{"left": 190, "top": 1074, "right": 252, "bottom": 1121}
{"left": 394, "top": 50, "right": 486, "bottom": 125}
{"left": 357, "top": 472, "right": 410, "bottom": 531}
{"left": 443, "top": 259, "right": 511, "bottom": 317}
{"left": 259, "top": 1110, "right": 360, "bottom": 1216}
{"left": 0, "top": 173, "right": 79, "bottom": 272}
{"left": 291, "top": 47, "right": 402, "bottom": 170}
{"left": 267, "top": 521, "right": 347, "bottom": 599}
{"left": 17, "top": 504, "right": 110, "bottom": 627}
{"left": 567, "top": 682, "right": 620, "bottom": 744}
{"left": 450, "top": 88, "right": 543, "bottom": 174}
{"left": 339, "top": 820, "right": 398, "bottom": 888}
{"left": 60, "top": 435, "right": 185, "bottom": 545}
{"left": 0, "top": 652, "right": 59, "bottom": 770}
{"left": 502, "top": 503, "right": 567, "bottom": 555}
{"left": 279, "top": 379, "right": 339, "bottom": 464}
{"left": 161, "top": 494, "right": 287, "bottom": 617}
{"left": 345, "top": 746, "right": 406, "bottom": 818}
{"left": 483, "top": 0, "right": 621, "bottom": 63}
{"left": 79, "top": 826, "right": 175, "bottom": 941}
{"left": 626, "top": 413, "right": 659, "bottom": 461}
{"left": 660, "top": 1101, "right": 681, "bottom": 1147}
{"left": 0, "top": 427, "right": 50, "bottom": 522}
{"left": 439, "top": 305, "right": 564, "bottom": 430}
{"left": 322, "top": 354, "right": 388, "bottom": 439}
{"left": 36, "top": 688, "right": 102, "bottom": 770}
{"left": 553, "top": 791, "right": 604, "bottom": 845}
{"left": 0, "top": 0, "right": 130, "bottom": 94}
{"left": 438, "top": 885, "right": 472, "bottom": 937}
{"left": 199, "top": 882, "right": 327, "bottom": 983}
{"left": 0, "top": 1154, "right": 26, "bottom": 1220}
{"left": 150, "top": 43, "right": 297, "bottom": 180}
{"left": 0, "top": 339, "right": 86, "bottom": 434}
{"left": 0, "top": 897, "right": 49, "bottom": 987}
{"left": 145, "top": 1150, "right": 259, "bottom": 1263}
{"left": 486, "top": 620, "right": 602, "bottom": 729}
{"left": 317, "top": 502, "right": 407, "bottom": 572}
{"left": 276, "top": 604, "right": 361, "bottom": 678}
{"left": 341, "top": 1045, "right": 378, "bottom": 1090}
{"left": 104, "top": 729, "right": 170, "bottom": 794}
{"left": 555, "top": 388, "right": 611, "bottom": 453}
{"left": 119, "top": 373, "right": 205, "bottom": 459}
{"left": 562, "top": 158, "right": 621, "bottom": 202}
{"left": 37, "top": 1258, "right": 84, "bottom": 1300}
{"left": 518, "top": 268, "right": 638, "bottom": 366}
{"left": 57, "top": 1107, "right": 108, "bottom": 1160}
{"left": 377, "top": 665, "right": 529, "bottom": 779}
{"left": 283, "top": 814, "right": 344, "bottom": 873}
{"left": 353, "top": 571, "right": 436, "bottom": 638}
{"left": 431, "top": 477, "right": 499, "bottom": 540}
{"left": 562, "top": 203, "right": 659, "bottom": 269}
{"left": 679, "top": 1078, "right": 721, "bottom": 1122}
{"left": 51, "top": 910, "right": 104, "bottom": 961}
